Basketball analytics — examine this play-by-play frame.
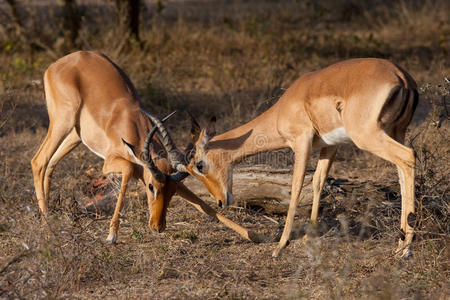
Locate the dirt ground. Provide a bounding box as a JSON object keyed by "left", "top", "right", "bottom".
{"left": 0, "top": 120, "right": 448, "bottom": 299}
{"left": 0, "top": 0, "right": 449, "bottom": 299}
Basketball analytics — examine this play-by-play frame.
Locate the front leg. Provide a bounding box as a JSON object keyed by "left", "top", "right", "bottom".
{"left": 272, "top": 133, "right": 312, "bottom": 257}
{"left": 103, "top": 157, "right": 134, "bottom": 244}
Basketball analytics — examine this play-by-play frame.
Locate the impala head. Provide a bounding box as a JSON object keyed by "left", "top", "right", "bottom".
{"left": 142, "top": 161, "right": 178, "bottom": 233}
{"left": 153, "top": 114, "right": 233, "bottom": 208}
{"left": 123, "top": 112, "right": 189, "bottom": 232}
{"left": 185, "top": 116, "right": 234, "bottom": 208}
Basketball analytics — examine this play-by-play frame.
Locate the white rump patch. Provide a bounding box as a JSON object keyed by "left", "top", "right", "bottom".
{"left": 319, "top": 127, "right": 352, "bottom": 146}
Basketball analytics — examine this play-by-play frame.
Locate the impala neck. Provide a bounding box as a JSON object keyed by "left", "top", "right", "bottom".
{"left": 208, "top": 105, "right": 286, "bottom": 165}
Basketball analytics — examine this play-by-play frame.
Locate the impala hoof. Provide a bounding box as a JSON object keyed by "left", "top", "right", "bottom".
{"left": 301, "top": 234, "right": 309, "bottom": 243}
{"left": 397, "top": 247, "right": 413, "bottom": 260}
{"left": 401, "top": 249, "right": 413, "bottom": 260}
{"left": 248, "top": 231, "right": 269, "bottom": 243}
{"left": 395, "top": 239, "right": 413, "bottom": 260}
{"left": 106, "top": 233, "right": 117, "bottom": 244}
{"left": 272, "top": 247, "right": 281, "bottom": 258}
{"left": 149, "top": 220, "right": 166, "bottom": 233}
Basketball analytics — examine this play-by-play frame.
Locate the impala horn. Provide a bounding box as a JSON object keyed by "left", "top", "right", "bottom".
{"left": 144, "top": 111, "right": 188, "bottom": 173}
{"left": 142, "top": 125, "right": 166, "bottom": 182}
{"left": 144, "top": 111, "right": 189, "bottom": 182}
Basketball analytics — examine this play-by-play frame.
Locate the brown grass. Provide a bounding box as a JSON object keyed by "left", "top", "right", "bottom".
{"left": 0, "top": 0, "right": 449, "bottom": 299}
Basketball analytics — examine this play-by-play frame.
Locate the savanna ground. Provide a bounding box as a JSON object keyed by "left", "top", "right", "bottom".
{"left": 0, "top": 0, "right": 449, "bottom": 298}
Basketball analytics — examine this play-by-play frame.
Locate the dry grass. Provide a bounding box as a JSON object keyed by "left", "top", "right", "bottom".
{"left": 0, "top": 0, "right": 449, "bottom": 299}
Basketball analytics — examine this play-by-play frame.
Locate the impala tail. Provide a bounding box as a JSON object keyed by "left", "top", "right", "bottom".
{"left": 378, "top": 86, "right": 419, "bottom": 131}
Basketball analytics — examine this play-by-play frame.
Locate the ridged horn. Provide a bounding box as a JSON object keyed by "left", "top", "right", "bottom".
{"left": 142, "top": 111, "right": 177, "bottom": 182}
{"left": 144, "top": 111, "right": 187, "bottom": 172}
{"left": 143, "top": 126, "right": 166, "bottom": 182}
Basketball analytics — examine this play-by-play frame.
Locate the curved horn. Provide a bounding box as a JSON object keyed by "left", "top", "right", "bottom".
{"left": 145, "top": 111, "right": 187, "bottom": 172}
{"left": 143, "top": 111, "right": 189, "bottom": 182}
{"left": 141, "top": 111, "right": 178, "bottom": 182}
{"left": 143, "top": 125, "right": 166, "bottom": 182}
{"left": 142, "top": 111, "right": 176, "bottom": 162}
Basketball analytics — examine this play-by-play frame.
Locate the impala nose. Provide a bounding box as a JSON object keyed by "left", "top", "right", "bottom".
{"left": 218, "top": 200, "right": 223, "bottom": 208}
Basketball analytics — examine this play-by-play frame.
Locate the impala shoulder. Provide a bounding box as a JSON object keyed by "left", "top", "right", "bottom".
{"left": 46, "top": 51, "right": 91, "bottom": 75}
{"left": 69, "top": 50, "right": 102, "bottom": 60}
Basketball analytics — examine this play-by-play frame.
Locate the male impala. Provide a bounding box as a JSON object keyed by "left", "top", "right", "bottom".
{"left": 156, "top": 58, "right": 419, "bottom": 258}
{"left": 31, "top": 51, "right": 261, "bottom": 243}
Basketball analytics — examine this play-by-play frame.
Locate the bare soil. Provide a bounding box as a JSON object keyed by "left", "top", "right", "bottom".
{"left": 0, "top": 125, "right": 448, "bottom": 298}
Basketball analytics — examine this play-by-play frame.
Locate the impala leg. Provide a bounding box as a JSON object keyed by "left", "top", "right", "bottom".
{"left": 105, "top": 159, "right": 134, "bottom": 244}
{"left": 31, "top": 122, "right": 75, "bottom": 216}
{"left": 272, "top": 134, "right": 312, "bottom": 257}
{"left": 352, "top": 130, "right": 415, "bottom": 259}
{"left": 176, "top": 182, "right": 265, "bottom": 242}
{"left": 43, "top": 129, "right": 81, "bottom": 200}
{"left": 311, "top": 146, "right": 337, "bottom": 225}
{"left": 396, "top": 163, "right": 415, "bottom": 259}
{"left": 392, "top": 131, "right": 415, "bottom": 258}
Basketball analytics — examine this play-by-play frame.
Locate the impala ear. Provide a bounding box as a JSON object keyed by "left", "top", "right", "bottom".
{"left": 188, "top": 112, "right": 201, "bottom": 142}
{"left": 122, "top": 138, "right": 145, "bottom": 166}
{"left": 205, "top": 116, "right": 216, "bottom": 138}
{"left": 197, "top": 116, "right": 216, "bottom": 149}
{"left": 198, "top": 129, "right": 209, "bottom": 149}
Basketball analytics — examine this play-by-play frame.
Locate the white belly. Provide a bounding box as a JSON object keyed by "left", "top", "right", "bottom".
{"left": 79, "top": 111, "right": 108, "bottom": 160}
{"left": 317, "top": 127, "right": 352, "bottom": 146}
{"left": 81, "top": 140, "right": 106, "bottom": 159}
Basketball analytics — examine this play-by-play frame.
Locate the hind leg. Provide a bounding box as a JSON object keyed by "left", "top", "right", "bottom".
{"left": 43, "top": 129, "right": 81, "bottom": 200}
{"left": 390, "top": 129, "right": 416, "bottom": 257}
{"left": 31, "top": 119, "right": 76, "bottom": 216}
{"left": 351, "top": 129, "right": 415, "bottom": 258}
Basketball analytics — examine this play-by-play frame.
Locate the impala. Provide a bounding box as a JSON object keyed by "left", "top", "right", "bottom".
{"left": 31, "top": 51, "right": 261, "bottom": 243}
{"left": 155, "top": 58, "right": 419, "bottom": 258}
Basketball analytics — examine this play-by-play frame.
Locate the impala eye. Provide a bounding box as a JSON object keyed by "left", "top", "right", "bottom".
{"left": 148, "top": 183, "right": 154, "bottom": 192}
{"left": 196, "top": 161, "right": 204, "bottom": 173}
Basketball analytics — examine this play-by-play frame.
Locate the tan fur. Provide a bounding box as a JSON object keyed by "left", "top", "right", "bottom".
{"left": 187, "top": 58, "right": 418, "bottom": 258}
{"left": 31, "top": 51, "right": 259, "bottom": 243}
{"left": 31, "top": 51, "right": 175, "bottom": 242}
